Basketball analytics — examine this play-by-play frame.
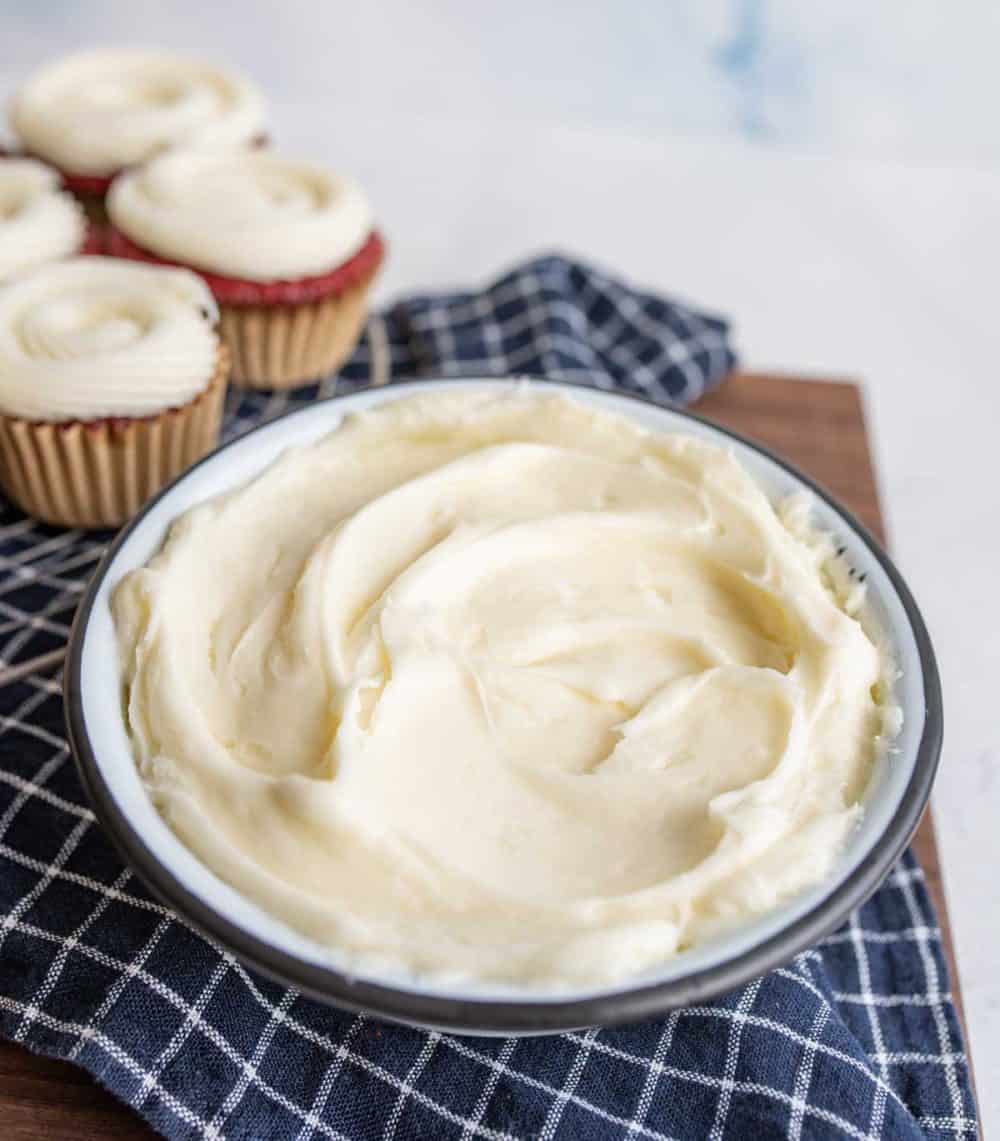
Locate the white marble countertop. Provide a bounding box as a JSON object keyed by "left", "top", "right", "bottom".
{"left": 2, "top": 2, "right": 998, "bottom": 1125}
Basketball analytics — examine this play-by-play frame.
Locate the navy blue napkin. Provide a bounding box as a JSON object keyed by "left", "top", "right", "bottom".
{"left": 0, "top": 254, "right": 977, "bottom": 1139}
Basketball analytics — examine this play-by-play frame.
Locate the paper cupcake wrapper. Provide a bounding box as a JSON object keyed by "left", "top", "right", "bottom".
{"left": 0, "top": 347, "right": 228, "bottom": 530}
{"left": 219, "top": 271, "right": 375, "bottom": 389}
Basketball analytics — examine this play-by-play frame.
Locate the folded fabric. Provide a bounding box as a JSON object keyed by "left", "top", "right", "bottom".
{"left": 0, "top": 254, "right": 976, "bottom": 1139}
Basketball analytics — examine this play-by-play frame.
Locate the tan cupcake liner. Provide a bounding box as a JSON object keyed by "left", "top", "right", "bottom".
{"left": 219, "top": 270, "right": 376, "bottom": 390}
{"left": 0, "top": 346, "right": 229, "bottom": 530}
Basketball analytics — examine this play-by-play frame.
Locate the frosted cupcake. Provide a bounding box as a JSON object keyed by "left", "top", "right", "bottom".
{"left": 0, "top": 258, "right": 228, "bottom": 528}
{"left": 8, "top": 49, "right": 265, "bottom": 222}
{"left": 0, "top": 158, "right": 98, "bottom": 280}
{"left": 107, "top": 148, "right": 385, "bottom": 388}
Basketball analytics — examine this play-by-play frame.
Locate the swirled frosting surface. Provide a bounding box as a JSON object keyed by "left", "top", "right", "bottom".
{"left": 10, "top": 49, "right": 265, "bottom": 176}
{"left": 114, "top": 389, "right": 895, "bottom": 988}
{"left": 0, "top": 159, "right": 86, "bottom": 282}
{"left": 0, "top": 257, "right": 219, "bottom": 421}
{"left": 108, "top": 149, "right": 374, "bottom": 281}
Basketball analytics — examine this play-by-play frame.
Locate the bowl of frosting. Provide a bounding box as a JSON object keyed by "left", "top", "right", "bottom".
{"left": 65, "top": 379, "right": 941, "bottom": 1033}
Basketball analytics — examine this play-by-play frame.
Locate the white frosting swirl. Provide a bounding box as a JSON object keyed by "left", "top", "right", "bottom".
{"left": 113, "top": 390, "right": 897, "bottom": 988}
{"left": 108, "top": 149, "right": 374, "bottom": 281}
{"left": 0, "top": 257, "right": 219, "bottom": 422}
{"left": 0, "top": 159, "right": 86, "bottom": 282}
{"left": 10, "top": 49, "right": 265, "bottom": 176}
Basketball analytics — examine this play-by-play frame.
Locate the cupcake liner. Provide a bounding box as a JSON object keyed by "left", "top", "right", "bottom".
{"left": 0, "top": 346, "right": 228, "bottom": 529}
{"left": 220, "top": 270, "right": 375, "bottom": 389}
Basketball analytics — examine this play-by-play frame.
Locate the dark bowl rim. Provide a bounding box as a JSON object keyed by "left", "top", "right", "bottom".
{"left": 64, "top": 376, "right": 943, "bottom": 1034}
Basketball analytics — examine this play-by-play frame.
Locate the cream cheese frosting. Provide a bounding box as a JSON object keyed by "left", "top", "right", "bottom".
{"left": 0, "top": 159, "right": 86, "bottom": 282}
{"left": 9, "top": 49, "right": 265, "bottom": 177}
{"left": 0, "top": 257, "right": 219, "bottom": 422}
{"left": 107, "top": 149, "right": 374, "bottom": 281}
{"left": 113, "top": 389, "right": 897, "bottom": 988}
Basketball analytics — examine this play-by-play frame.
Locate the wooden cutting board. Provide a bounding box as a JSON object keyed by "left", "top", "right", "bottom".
{"left": 0, "top": 373, "right": 970, "bottom": 1139}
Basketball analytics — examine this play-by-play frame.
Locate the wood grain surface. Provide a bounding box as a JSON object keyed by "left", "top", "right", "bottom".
{"left": 0, "top": 373, "right": 971, "bottom": 1138}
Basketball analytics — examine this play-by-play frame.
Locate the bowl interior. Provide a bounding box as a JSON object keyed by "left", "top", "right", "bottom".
{"left": 72, "top": 378, "right": 931, "bottom": 1016}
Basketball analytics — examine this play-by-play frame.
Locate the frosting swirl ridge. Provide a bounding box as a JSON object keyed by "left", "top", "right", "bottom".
{"left": 113, "top": 389, "right": 897, "bottom": 987}
{"left": 0, "top": 257, "right": 219, "bottom": 421}
{"left": 108, "top": 148, "right": 374, "bottom": 281}
{"left": 10, "top": 49, "right": 265, "bottom": 176}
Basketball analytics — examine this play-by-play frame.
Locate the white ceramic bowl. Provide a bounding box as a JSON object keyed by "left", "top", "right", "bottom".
{"left": 65, "top": 378, "right": 942, "bottom": 1034}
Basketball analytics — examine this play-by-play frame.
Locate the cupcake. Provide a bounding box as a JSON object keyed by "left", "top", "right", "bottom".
{"left": 0, "top": 258, "right": 228, "bottom": 529}
{"left": 0, "top": 158, "right": 99, "bottom": 280}
{"left": 8, "top": 49, "right": 265, "bottom": 223}
{"left": 106, "top": 148, "right": 385, "bottom": 388}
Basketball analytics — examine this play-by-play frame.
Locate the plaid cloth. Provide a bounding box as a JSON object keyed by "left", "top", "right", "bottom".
{"left": 0, "top": 254, "right": 977, "bottom": 1140}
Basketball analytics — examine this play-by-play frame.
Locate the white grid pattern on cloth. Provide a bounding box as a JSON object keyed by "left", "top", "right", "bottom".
{"left": 68, "top": 913, "right": 175, "bottom": 1064}
{"left": 461, "top": 1037, "right": 519, "bottom": 1141}
{"left": 12, "top": 862, "right": 133, "bottom": 1042}
{"left": 850, "top": 910, "right": 891, "bottom": 1136}
{"left": 538, "top": 1027, "right": 600, "bottom": 1141}
{"left": 787, "top": 960, "right": 833, "bottom": 1141}
{"left": 0, "top": 257, "right": 979, "bottom": 1139}
{"left": 895, "top": 864, "right": 967, "bottom": 1128}
{"left": 623, "top": 1009, "right": 681, "bottom": 1138}
{"left": 390, "top": 256, "right": 733, "bottom": 402}
{"left": 383, "top": 1031, "right": 443, "bottom": 1141}
{"left": 140, "top": 956, "right": 234, "bottom": 1110}
{"left": 294, "top": 1014, "right": 368, "bottom": 1141}
{"left": 707, "top": 977, "right": 763, "bottom": 1141}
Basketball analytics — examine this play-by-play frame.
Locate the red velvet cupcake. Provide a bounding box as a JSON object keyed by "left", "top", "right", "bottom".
{"left": 108, "top": 148, "right": 385, "bottom": 389}
{"left": 0, "top": 259, "right": 228, "bottom": 528}
{"left": 9, "top": 49, "right": 266, "bottom": 224}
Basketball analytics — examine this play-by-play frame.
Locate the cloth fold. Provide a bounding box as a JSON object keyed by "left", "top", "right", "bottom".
{"left": 0, "top": 254, "right": 976, "bottom": 1140}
